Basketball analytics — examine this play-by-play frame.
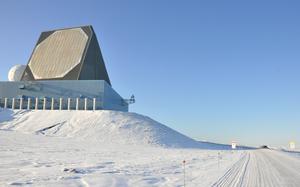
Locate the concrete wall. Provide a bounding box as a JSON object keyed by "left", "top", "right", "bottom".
{"left": 103, "top": 82, "right": 128, "bottom": 111}
{"left": 0, "top": 80, "right": 127, "bottom": 111}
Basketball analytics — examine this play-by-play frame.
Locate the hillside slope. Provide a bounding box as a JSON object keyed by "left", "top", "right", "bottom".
{"left": 0, "top": 109, "right": 229, "bottom": 149}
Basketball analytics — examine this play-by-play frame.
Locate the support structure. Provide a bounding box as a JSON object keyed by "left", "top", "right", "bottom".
{"left": 59, "top": 98, "right": 63, "bottom": 110}
{"left": 4, "top": 98, "right": 7, "bottom": 108}
{"left": 19, "top": 98, "right": 23, "bottom": 110}
{"left": 84, "top": 98, "right": 87, "bottom": 110}
{"left": 35, "top": 97, "right": 38, "bottom": 110}
{"left": 51, "top": 98, "right": 54, "bottom": 110}
{"left": 12, "top": 98, "right": 15, "bottom": 109}
{"left": 27, "top": 98, "right": 31, "bottom": 110}
{"left": 43, "top": 98, "right": 46, "bottom": 110}
{"left": 67, "top": 98, "right": 71, "bottom": 110}
{"left": 76, "top": 98, "right": 79, "bottom": 110}
{"left": 93, "top": 98, "right": 96, "bottom": 111}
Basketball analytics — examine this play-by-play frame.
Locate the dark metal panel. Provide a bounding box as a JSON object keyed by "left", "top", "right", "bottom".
{"left": 63, "top": 63, "right": 82, "bottom": 80}
{"left": 36, "top": 31, "right": 55, "bottom": 45}
{"left": 79, "top": 33, "right": 111, "bottom": 85}
{"left": 21, "top": 66, "right": 35, "bottom": 81}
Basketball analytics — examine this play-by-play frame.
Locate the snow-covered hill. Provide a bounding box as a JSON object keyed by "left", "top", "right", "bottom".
{"left": 1, "top": 110, "right": 298, "bottom": 186}
{"left": 0, "top": 109, "right": 228, "bottom": 149}
{"left": 0, "top": 109, "right": 245, "bottom": 186}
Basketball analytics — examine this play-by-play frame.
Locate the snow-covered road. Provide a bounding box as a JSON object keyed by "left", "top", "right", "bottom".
{"left": 213, "top": 149, "right": 300, "bottom": 187}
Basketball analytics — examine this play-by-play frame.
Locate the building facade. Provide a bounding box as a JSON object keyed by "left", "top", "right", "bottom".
{"left": 0, "top": 26, "right": 129, "bottom": 112}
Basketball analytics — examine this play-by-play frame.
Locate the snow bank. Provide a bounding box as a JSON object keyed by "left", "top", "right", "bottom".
{"left": 0, "top": 109, "right": 229, "bottom": 149}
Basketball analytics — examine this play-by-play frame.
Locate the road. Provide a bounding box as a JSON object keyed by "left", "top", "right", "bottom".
{"left": 213, "top": 149, "right": 300, "bottom": 187}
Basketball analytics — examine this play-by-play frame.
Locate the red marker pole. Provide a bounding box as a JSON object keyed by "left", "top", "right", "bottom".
{"left": 218, "top": 152, "right": 221, "bottom": 169}
{"left": 183, "top": 160, "right": 186, "bottom": 187}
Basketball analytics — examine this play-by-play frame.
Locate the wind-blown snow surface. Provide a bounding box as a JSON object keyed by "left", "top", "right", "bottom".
{"left": 0, "top": 109, "right": 243, "bottom": 186}
{"left": 0, "top": 109, "right": 228, "bottom": 149}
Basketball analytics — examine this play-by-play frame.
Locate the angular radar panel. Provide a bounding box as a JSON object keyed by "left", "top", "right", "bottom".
{"left": 21, "top": 26, "right": 111, "bottom": 85}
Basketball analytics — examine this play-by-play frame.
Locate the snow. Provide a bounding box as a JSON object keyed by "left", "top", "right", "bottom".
{"left": 0, "top": 109, "right": 244, "bottom": 186}
{"left": 0, "top": 130, "right": 245, "bottom": 186}
{"left": 3, "top": 109, "right": 300, "bottom": 186}
{"left": 0, "top": 109, "right": 229, "bottom": 149}
{"left": 280, "top": 149, "right": 300, "bottom": 160}
{"left": 213, "top": 149, "right": 300, "bottom": 186}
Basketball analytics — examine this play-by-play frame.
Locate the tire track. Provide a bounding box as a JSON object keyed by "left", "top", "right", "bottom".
{"left": 212, "top": 152, "right": 250, "bottom": 187}
{"left": 212, "top": 150, "right": 300, "bottom": 187}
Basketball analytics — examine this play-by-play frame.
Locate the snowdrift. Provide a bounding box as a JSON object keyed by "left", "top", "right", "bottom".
{"left": 0, "top": 109, "right": 229, "bottom": 149}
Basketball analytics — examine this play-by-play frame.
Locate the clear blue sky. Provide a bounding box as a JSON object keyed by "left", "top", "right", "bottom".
{"left": 0, "top": 0, "right": 299, "bottom": 147}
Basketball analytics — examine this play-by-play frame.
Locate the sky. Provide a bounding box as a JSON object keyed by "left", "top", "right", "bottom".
{"left": 0, "top": 0, "right": 299, "bottom": 147}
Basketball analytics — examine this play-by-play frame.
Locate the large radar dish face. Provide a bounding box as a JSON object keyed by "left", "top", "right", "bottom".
{"left": 22, "top": 25, "right": 111, "bottom": 85}
{"left": 28, "top": 28, "right": 88, "bottom": 79}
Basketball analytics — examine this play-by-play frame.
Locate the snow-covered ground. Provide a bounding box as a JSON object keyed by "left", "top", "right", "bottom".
{"left": 0, "top": 130, "right": 245, "bottom": 186}
{"left": 0, "top": 109, "right": 244, "bottom": 186}
{"left": 213, "top": 149, "right": 300, "bottom": 187}
{"left": 1, "top": 109, "right": 300, "bottom": 186}
{"left": 280, "top": 149, "right": 300, "bottom": 160}
{"left": 0, "top": 109, "right": 231, "bottom": 149}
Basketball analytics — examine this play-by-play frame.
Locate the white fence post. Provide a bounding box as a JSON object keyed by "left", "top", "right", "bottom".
{"left": 76, "top": 98, "right": 79, "bottom": 110}
{"left": 19, "top": 98, "right": 23, "bottom": 110}
{"left": 93, "top": 98, "right": 96, "bottom": 111}
{"left": 27, "top": 98, "right": 31, "bottom": 110}
{"left": 51, "top": 98, "right": 54, "bottom": 110}
{"left": 43, "top": 98, "right": 46, "bottom": 110}
{"left": 12, "top": 98, "right": 15, "bottom": 109}
{"left": 84, "top": 98, "right": 87, "bottom": 110}
{"left": 4, "top": 98, "right": 7, "bottom": 108}
{"left": 67, "top": 98, "right": 71, "bottom": 110}
{"left": 59, "top": 98, "right": 63, "bottom": 110}
{"left": 35, "top": 97, "right": 38, "bottom": 110}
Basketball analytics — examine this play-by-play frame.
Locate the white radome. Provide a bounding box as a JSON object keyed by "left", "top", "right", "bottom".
{"left": 8, "top": 65, "right": 26, "bottom": 81}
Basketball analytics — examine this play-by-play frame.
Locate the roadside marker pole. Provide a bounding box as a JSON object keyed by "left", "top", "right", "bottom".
{"left": 218, "top": 152, "right": 220, "bottom": 169}
{"left": 183, "top": 160, "right": 186, "bottom": 187}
